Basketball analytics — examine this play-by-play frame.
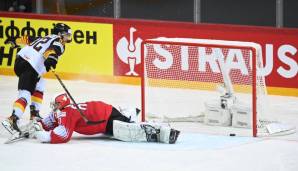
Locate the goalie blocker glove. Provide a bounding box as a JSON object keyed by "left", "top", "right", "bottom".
{"left": 44, "top": 56, "right": 58, "bottom": 72}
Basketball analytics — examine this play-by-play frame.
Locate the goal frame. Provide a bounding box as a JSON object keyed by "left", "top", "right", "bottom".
{"left": 141, "top": 38, "right": 258, "bottom": 137}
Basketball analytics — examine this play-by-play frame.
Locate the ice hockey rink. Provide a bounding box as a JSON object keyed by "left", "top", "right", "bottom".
{"left": 1, "top": 75, "right": 298, "bottom": 171}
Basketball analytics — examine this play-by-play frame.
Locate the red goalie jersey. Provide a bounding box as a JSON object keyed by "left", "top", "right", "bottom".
{"left": 40, "top": 101, "right": 113, "bottom": 143}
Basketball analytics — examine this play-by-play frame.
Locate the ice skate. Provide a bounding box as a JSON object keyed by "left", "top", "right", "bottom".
{"left": 1, "top": 113, "right": 21, "bottom": 135}
{"left": 4, "top": 131, "right": 29, "bottom": 144}
{"left": 30, "top": 105, "right": 43, "bottom": 121}
{"left": 168, "top": 129, "right": 180, "bottom": 144}
{"left": 2, "top": 112, "right": 31, "bottom": 144}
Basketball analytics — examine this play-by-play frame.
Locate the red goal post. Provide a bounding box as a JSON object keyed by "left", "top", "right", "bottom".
{"left": 141, "top": 37, "right": 264, "bottom": 137}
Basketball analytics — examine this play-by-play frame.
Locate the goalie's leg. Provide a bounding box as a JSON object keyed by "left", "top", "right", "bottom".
{"left": 105, "top": 107, "right": 132, "bottom": 135}
{"left": 112, "top": 120, "right": 180, "bottom": 144}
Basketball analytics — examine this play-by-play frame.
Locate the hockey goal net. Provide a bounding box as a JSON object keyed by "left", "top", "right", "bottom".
{"left": 141, "top": 37, "right": 295, "bottom": 137}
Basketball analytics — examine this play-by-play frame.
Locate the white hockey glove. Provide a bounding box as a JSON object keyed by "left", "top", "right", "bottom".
{"left": 20, "top": 120, "right": 44, "bottom": 138}
{"left": 34, "top": 131, "right": 51, "bottom": 143}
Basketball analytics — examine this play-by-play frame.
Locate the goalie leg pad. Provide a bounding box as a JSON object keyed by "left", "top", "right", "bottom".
{"left": 112, "top": 120, "right": 180, "bottom": 144}
{"left": 113, "top": 120, "right": 150, "bottom": 142}
{"left": 159, "top": 126, "right": 180, "bottom": 144}
{"left": 204, "top": 100, "right": 232, "bottom": 126}
{"left": 231, "top": 103, "right": 252, "bottom": 128}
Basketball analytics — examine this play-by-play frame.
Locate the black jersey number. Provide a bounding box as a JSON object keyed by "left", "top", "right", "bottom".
{"left": 30, "top": 37, "right": 52, "bottom": 52}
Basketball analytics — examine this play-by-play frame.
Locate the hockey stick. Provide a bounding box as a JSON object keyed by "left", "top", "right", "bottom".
{"left": 51, "top": 70, "right": 106, "bottom": 125}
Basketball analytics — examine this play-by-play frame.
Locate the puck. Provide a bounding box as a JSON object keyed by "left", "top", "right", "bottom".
{"left": 229, "top": 133, "right": 236, "bottom": 136}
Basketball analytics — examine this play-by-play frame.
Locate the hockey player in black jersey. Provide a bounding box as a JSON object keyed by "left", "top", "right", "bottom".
{"left": 2, "top": 23, "right": 72, "bottom": 136}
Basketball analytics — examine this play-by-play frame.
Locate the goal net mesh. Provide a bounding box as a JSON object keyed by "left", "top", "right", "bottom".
{"left": 141, "top": 38, "right": 295, "bottom": 137}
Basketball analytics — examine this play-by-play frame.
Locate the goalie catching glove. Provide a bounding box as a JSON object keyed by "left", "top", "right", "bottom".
{"left": 17, "top": 120, "right": 48, "bottom": 142}
{"left": 19, "top": 120, "right": 44, "bottom": 138}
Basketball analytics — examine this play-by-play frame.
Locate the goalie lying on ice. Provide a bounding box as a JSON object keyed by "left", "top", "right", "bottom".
{"left": 31, "top": 93, "right": 180, "bottom": 144}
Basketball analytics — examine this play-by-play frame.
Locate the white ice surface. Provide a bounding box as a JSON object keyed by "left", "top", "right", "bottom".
{"left": 1, "top": 75, "right": 298, "bottom": 171}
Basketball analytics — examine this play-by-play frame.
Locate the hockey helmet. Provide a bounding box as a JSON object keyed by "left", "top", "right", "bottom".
{"left": 52, "top": 23, "right": 72, "bottom": 42}
{"left": 50, "top": 93, "right": 71, "bottom": 111}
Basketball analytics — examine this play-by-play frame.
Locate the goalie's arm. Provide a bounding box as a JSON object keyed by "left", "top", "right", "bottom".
{"left": 35, "top": 112, "right": 76, "bottom": 143}
{"left": 39, "top": 112, "right": 58, "bottom": 131}
{"left": 34, "top": 125, "right": 74, "bottom": 143}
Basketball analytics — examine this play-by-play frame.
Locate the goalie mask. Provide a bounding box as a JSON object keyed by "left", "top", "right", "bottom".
{"left": 50, "top": 93, "right": 70, "bottom": 111}
{"left": 52, "top": 23, "right": 72, "bottom": 43}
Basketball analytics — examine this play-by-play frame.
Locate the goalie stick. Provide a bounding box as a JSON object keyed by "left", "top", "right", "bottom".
{"left": 51, "top": 70, "right": 106, "bottom": 125}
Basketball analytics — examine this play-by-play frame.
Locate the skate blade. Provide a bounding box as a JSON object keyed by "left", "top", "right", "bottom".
{"left": 4, "top": 132, "right": 29, "bottom": 144}
{"left": 1, "top": 120, "right": 13, "bottom": 135}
